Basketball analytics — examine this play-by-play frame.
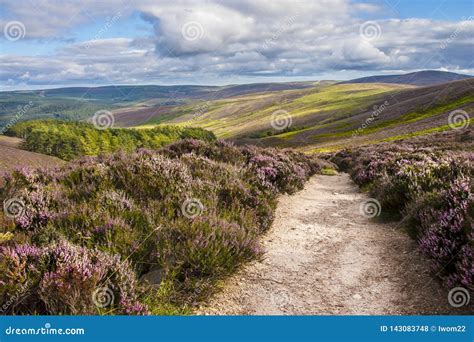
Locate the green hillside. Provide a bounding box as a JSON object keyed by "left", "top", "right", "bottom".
{"left": 134, "top": 79, "right": 474, "bottom": 152}
{"left": 138, "top": 83, "right": 404, "bottom": 134}
{"left": 5, "top": 120, "right": 216, "bottom": 160}
{"left": 0, "top": 83, "right": 315, "bottom": 130}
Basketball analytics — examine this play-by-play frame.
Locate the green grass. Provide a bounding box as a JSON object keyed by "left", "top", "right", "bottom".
{"left": 288, "top": 84, "right": 397, "bottom": 116}
{"left": 380, "top": 118, "right": 474, "bottom": 142}
{"left": 308, "top": 94, "right": 474, "bottom": 141}
{"left": 139, "top": 83, "right": 403, "bottom": 139}
{"left": 321, "top": 166, "right": 338, "bottom": 175}
{"left": 356, "top": 94, "right": 474, "bottom": 135}
{"left": 307, "top": 146, "right": 344, "bottom": 154}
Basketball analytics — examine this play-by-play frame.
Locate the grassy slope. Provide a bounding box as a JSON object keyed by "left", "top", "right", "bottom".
{"left": 0, "top": 83, "right": 316, "bottom": 129}
{"left": 260, "top": 79, "right": 474, "bottom": 151}
{"left": 135, "top": 79, "right": 474, "bottom": 152}
{"left": 137, "top": 83, "right": 406, "bottom": 137}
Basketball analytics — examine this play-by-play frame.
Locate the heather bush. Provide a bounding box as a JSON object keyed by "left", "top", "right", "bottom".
{"left": 161, "top": 139, "right": 322, "bottom": 194}
{"left": 156, "top": 216, "right": 262, "bottom": 283}
{"left": 330, "top": 132, "right": 473, "bottom": 290}
{"left": 1, "top": 140, "right": 321, "bottom": 314}
{"left": 0, "top": 241, "right": 147, "bottom": 315}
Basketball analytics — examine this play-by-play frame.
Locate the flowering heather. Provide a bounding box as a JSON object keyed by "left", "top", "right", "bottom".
{"left": 330, "top": 130, "right": 473, "bottom": 291}
{"left": 0, "top": 140, "right": 322, "bottom": 314}
{"left": 0, "top": 240, "right": 146, "bottom": 315}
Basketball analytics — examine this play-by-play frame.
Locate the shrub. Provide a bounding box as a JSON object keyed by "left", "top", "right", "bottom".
{"left": 0, "top": 241, "right": 147, "bottom": 315}
{"left": 0, "top": 140, "right": 321, "bottom": 314}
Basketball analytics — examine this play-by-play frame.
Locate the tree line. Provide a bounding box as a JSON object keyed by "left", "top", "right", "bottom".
{"left": 5, "top": 119, "right": 216, "bottom": 160}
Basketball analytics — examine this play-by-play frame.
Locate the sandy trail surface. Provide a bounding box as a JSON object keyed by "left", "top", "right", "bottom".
{"left": 199, "top": 173, "right": 467, "bottom": 315}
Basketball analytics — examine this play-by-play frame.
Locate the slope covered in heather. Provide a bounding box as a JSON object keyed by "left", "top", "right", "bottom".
{"left": 0, "top": 140, "right": 323, "bottom": 314}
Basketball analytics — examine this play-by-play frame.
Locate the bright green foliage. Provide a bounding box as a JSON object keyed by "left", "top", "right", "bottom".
{"left": 5, "top": 120, "right": 216, "bottom": 160}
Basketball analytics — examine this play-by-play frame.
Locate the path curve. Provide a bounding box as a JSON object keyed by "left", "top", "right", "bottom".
{"left": 199, "top": 173, "right": 465, "bottom": 315}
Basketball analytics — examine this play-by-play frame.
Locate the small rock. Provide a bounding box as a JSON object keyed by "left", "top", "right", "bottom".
{"left": 352, "top": 294, "right": 362, "bottom": 300}
{"left": 140, "top": 268, "right": 165, "bottom": 287}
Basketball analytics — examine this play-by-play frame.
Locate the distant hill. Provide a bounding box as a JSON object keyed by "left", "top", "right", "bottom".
{"left": 3, "top": 82, "right": 315, "bottom": 103}
{"left": 0, "top": 82, "right": 315, "bottom": 129}
{"left": 135, "top": 78, "right": 473, "bottom": 152}
{"left": 208, "top": 82, "right": 318, "bottom": 98}
{"left": 341, "top": 70, "right": 473, "bottom": 86}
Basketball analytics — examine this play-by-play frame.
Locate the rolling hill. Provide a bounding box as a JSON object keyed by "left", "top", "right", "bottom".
{"left": 1, "top": 71, "right": 472, "bottom": 156}
{"left": 340, "top": 70, "right": 473, "bottom": 86}
{"left": 130, "top": 78, "right": 473, "bottom": 152}
{"left": 134, "top": 82, "right": 408, "bottom": 134}
{"left": 0, "top": 82, "right": 315, "bottom": 130}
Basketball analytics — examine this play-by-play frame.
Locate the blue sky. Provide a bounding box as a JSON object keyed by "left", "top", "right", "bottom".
{"left": 379, "top": 0, "right": 473, "bottom": 20}
{"left": 1, "top": 0, "right": 473, "bottom": 89}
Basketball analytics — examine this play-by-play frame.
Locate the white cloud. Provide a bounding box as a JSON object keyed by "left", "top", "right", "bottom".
{"left": 1, "top": 0, "right": 473, "bottom": 87}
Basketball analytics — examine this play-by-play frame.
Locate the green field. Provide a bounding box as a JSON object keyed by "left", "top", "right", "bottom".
{"left": 133, "top": 79, "right": 474, "bottom": 152}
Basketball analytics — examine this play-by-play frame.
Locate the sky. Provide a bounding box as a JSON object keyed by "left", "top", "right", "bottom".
{"left": 0, "top": 0, "right": 473, "bottom": 90}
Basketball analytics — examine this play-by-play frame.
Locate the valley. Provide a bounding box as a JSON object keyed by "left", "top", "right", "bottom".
{"left": 113, "top": 72, "right": 474, "bottom": 152}
{"left": 0, "top": 70, "right": 472, "bottom": 315}
{"left": 2, "top": 71, "right": 472, "bottom": 155}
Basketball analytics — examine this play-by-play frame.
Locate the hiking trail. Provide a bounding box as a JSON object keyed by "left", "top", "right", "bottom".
{"left": 199, "top": 173, "right": 462, "bottom": 315}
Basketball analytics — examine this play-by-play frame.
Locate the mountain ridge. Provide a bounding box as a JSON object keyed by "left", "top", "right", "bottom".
{"left": 340, "top": 70, "right": 473, "bottom": 86}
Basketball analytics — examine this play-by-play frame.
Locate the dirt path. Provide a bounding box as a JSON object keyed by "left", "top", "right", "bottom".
{"left": 199, "top": 173, "right": 465, "bottom": 315}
